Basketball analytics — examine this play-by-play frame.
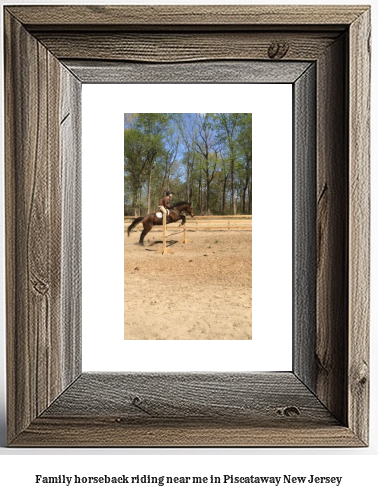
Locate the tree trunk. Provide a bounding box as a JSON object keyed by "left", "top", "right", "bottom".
{"left": 187, "top": 161, "right": 192, "bottom": 202}
{"left": 230, "top": 157, "right": 236, "bottom": 215}
{"left": 198, "top": 176, "right": 202, "bottom": 213}
{"left": 160, "top": 171, "right": 167, "bottom": 197}
{"left": 242, "top": 176, "right": 249, "bottom": 214}
{"left": 133, "top": 190, "right": 138, "bottom": 216}
{"left": 139, "top": 187, "right": 143, "bottom": 216}
{"left": 222, "top": 174, "right": 228, "bottom": 215}
{"left": 248, "top": 180, "right": 252, "bottom": 214}
{"left": 206, "top": 179, "right": 211, "bottom": 214}
{"left": 147, "top": 167, "right": 152, "bottom": 214}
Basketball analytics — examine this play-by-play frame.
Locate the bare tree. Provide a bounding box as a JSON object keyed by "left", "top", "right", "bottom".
{"left": 194, "top": 114, "right": 219, "bottom": 213}
{"left": 215, "top": 113, "right": 242, "bottom": 215}
{"left": 160, "top": 132, "right": 179, "bottom": 195}
{"left": 176, "top": 113, "right": 197, "bottom": 203}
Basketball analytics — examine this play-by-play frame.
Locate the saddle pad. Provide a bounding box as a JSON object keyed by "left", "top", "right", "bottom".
{"left": 156, "top": 210, "right": 169, "bottom": 218}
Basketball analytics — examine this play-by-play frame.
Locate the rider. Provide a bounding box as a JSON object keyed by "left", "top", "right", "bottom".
{"left": 158, "top": 191, "right": 173, "bottom": 215}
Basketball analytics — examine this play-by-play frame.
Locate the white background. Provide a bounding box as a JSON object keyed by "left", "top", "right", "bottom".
{"left": 82, "top": 83, "right": 292, "bottom": 371}
{"left": 0, "top": 0, "right": 377, "bottom": 498}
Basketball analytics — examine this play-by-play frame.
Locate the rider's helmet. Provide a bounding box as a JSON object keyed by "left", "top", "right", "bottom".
{"left": 166, "top": 190, "right": 173, "bottom": 196}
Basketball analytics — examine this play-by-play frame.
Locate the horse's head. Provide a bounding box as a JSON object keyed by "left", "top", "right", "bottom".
{"left": 173, "top": 201, "right": 194, "bottom": 217}
{"left": 186, "top": 204, "right": 194, "bottom": 217}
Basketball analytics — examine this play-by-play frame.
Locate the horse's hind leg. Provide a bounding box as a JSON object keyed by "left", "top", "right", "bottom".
{"left": 139, "top": 229, "right": 148, "bottom": 245}
{"left": 139, "top": 220, "right": 152, "bottom": 245}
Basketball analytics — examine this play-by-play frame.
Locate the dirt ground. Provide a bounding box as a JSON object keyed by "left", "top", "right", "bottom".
{"left": 124, "top": 225, "right": 252, "bottom": 340}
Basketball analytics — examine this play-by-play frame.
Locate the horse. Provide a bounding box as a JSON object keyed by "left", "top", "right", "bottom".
{"left": 127, "top": 201, "right": 194, "bottom": 245}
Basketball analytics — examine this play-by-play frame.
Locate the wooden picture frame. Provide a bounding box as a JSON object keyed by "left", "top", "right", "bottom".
{"left": 4, "top": 5, "right": 370, "bottom": 447}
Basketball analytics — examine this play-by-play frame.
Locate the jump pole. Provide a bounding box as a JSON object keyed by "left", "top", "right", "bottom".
{"left": 159, "top": 211, "right": 173, "bottom": 255}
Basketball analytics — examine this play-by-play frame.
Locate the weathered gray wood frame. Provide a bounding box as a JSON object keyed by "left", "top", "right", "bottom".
{"left": 4, "top": 5, "right": 370, "bottom": 447}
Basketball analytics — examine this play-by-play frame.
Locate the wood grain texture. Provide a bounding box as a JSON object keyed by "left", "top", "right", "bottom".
{"left": 11, "top": 373, "right": 363, "bottom": 447}
{"left": 60, "top": 68, "right": 82, "bottom": 388}
{"left": 34, "top": 32, "right": 339, "bottom": 63}
{"left": 7, "top": 5, "right": 367, "bottom": 29}
{"left": 4, "top": 5, "right": 370, "bottom": 447}
{"left": 293, "top": 65, "right": 317, "bottom": 390}
{"left": 4, "top": 11, "right": 81, "bottom": 444}
{"left": 348, "top": 8, "right": 371, "bottom": 445}
{"left": 65, "top": 60, "right": 312, "bottom": 84}
{"left": 316, "top": 34, "right": 349, "bottom": 427}
{"left": 5, "top": 12, "right": 61, "bottom": 442}
{"left": 41, "top": 373, "right": 335, "bottom": 422}
{"left": 11, "top": 419, "right": 363, "bottom": 448}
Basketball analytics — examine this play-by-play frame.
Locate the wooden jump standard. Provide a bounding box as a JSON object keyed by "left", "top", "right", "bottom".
{"left": 156, "top": 212, "right": 192, "bottom": 255}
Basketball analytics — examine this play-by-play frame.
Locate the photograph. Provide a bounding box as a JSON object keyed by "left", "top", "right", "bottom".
{"left": 124, "top": 113, "right": 252, "bottom": 340}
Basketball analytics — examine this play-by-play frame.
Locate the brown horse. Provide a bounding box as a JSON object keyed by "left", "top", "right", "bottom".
{"left": 127, "top": 201, "right": 194, "bottom": 245}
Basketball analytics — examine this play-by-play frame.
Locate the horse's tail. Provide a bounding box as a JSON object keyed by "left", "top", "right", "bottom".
{"left": 127, "top": 216, "right": 144, "bottom": 237}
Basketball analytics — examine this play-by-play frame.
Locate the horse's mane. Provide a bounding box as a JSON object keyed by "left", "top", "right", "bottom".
{"left": 172, "top": 201, "right": 191, "bottom": 207}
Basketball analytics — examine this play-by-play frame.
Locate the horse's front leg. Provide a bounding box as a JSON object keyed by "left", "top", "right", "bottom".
{"left": 180, "top": 215, "right": 186, "bottom": 226}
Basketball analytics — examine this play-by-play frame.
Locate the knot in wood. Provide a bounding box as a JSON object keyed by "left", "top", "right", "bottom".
{"left": 268, "top": 41, "right": 289, "bottom": 59}
{"left": 131, "top": 395, "right": 153, "bottom": 416}
{"left": 277, "top": 406, "right": 300, "bottom": 417}
{"left": 354, "top": 361, "right": 368, "bottom": 389}
{"left": 33, "top": 280, "right": 49, "bottom": 295}
{"left": 359, "top": 376, "right": 367, "bottom": 387}
{"left": 132, "top": 396, "right": 142, "bottom": 406}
